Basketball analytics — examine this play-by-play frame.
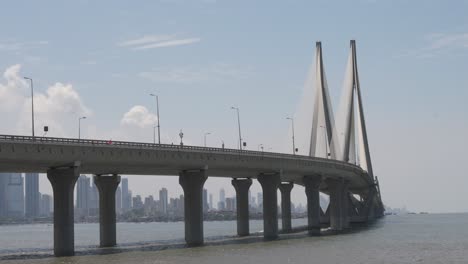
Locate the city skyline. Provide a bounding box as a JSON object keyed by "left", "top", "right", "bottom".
{"left": 0, "top": 173, "right": 314, "bottom": 220}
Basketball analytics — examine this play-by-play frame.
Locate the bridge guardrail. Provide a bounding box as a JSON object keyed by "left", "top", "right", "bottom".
{"left": 0, "top": 134, "right": 365, "bottom": 173}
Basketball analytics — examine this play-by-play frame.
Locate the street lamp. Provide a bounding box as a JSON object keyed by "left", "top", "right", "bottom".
{"left": 23, "top": 77, "right": 35, "bottom": 139}
{"left": 320, "top": 125, "right": 329, "bottom": 159}
{"left": 150, "top": 93, "right": 161, "bottom": 144}
{"left": 231, "top": 106, "right": 242, "bottom": 150}
{"left": 204, "top": 132, "right": 211, "bottom": 147}
{"left": 286, "top": 117, "right": 296, "bottom": 155}
{"left": 78, "top": 116, "right": 86, "bottom": 140}
{"left": 258, "top": 144, "right": 264, "bottom": 152}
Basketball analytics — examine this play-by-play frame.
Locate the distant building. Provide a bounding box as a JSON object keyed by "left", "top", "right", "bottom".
{"left": 209, "top": 193, "right": 213, "bottom": 210}
{"left": 226, "top": 197, "right": 236, "bottom": 212}
{"left": 257, "top": 192, "right": 263, "bottom": 213}
{"left": 40, "top": 194, "right": 52, "bottom": 217}
{"left": 5, "top": 173, "right": 24, "bottom": 217}
{"left": 115, "top": 186, "right": 122, "bottom": 214}
{"left": 218, "top": 188, "right": 226, "bottom": 210}
{"left": 25, "top": 173, "right": 40, "bottom": 218}
{"left": 121, "top": 178, "right": 131, "bottom": 211}
{"left": 219, "top": 188, "right": 225, "bottom": 203}
{"left": 133, "top": 195, "right": 143, "bottom": 209}
{"left": 144, "top": 195, "right": 155, "bottom": 214}
{"left": 159, "top": 188, "right": 168, "bottom": 215}
{"left": 89, "top": 179, "right": 99, "bottom": 216}
{"left": 76, "top": 175, "right": 90, "bottom": 217}
{"left": 203, "top": 189, "right": 208, "bottom": 213}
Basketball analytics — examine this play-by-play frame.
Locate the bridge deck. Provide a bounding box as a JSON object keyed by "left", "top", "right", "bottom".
{"left": 0, "top": 135, "right": 373, "bottom": 193}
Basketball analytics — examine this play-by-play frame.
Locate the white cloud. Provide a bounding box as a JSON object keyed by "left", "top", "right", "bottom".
{"left": 396, "top": 32, "right": 468, "bottom": 58}
{"left": 0, "top": 64, "right": 91, "bottom": 137}
{"left": 117, "top": 34, "right": 175, "bottom": 47}
{"left": 120, "top": 105, "right": 158, "bottom": 128}
{"left": 117, "top": 34, "right": 201, "bottom": 50}
{"left": 134, "top": 38, "right": 200, "bottom": 50}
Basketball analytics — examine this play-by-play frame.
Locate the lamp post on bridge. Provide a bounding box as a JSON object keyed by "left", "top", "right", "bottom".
{"left": 204, "top": 132, "right": 211, "bottom": 147}
{"left": 286, "top": 117, "right": 296, "bottom": 155}
{"left": 78, "top": 116, "right": 86, "bottom": 140}
{"left": 150, "top": 93, "right": 161, "bottom": 144}
{"left": 231, "top": 106, "right": 243, "bottom": 150}
{"left": 258, "top": 144, "right": 264, "bottom": 152}
{"left": 23, "top": 77, "right": 35, "bottom": 140}
{"left": 320, "top": 125, "right": 329, "bottom": 159}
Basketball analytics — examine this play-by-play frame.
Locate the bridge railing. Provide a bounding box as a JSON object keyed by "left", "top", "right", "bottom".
{"left": 0, "top": 134, "right": 363, "bottom": 171}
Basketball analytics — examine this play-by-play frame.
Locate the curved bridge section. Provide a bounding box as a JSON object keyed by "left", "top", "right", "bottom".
{"left": 0, "top": 134, "right": 384, "bottom": 256}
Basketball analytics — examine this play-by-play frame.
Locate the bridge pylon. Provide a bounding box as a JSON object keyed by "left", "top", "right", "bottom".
{"left": 309, "top": 42, "right": 340, "bottom": 159}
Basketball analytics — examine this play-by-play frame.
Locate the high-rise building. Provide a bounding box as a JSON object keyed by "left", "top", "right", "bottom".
{"left": 133, "top": 195, "right": 143, "bottom": 209}
{"left": 218, "top": 188, "right": 226, "bottom": 210}
{"left": 209, "top": 193, "right": 213, "bottom": 210}
{"left": 115, "top": 186, "right": 122, "bottom": 214}
{"left": 89, "top": 179, "right": 99, "bottom": 216}
{"left": 25, "top": 173, "right": 40, "bottom": 218}
{"left": 226, "top": 197, "right": 236, "bottom": 212}
{"left": 159, "top": 188, "right": 168, "bottom": 215}
{"left": 121, "top": 178, "right": 131, "bottom": 211}
{"left": 40, "top": 194, "right": 52, "bottom": 217}
{"left": 257, "top": 192, "right": 263, "bottom": 213}
{"left": 5, "top": 173, "right": 24, "bottom": 217}
{"left": 220, "top": 188, "right": 225, "bottom": 203}
{"left": 76, "top": 175, "right": 90, "bottom": 217}
{"left": 203, "top": 189, "right": 208, "bottom": 213}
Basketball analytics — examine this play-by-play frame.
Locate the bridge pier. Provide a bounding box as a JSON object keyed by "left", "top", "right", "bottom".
{"left": 258, "top": 173, "right": 280, "bottom": 240}
{"left": 325, "top": 178, "right": 344, "bottom": 232}
{"left": 47, "top": 163, "right": 80, "bottom": 257}
{"left": 94, "top": 174, "right": 121, "bottom": 247}
{"left": 232, "top": 178, "right": 252, "bottom": 236}
{"left": 278, "top": 182, "right": 294, "bottom": 233}
{"left": 341, "top": 180, "right": 350, "bottom": 229}
{"left": 179, "top": 170, "right": 207, "bottom": 246}
{"left": 304, "top": 175, "right": 322, "bottom": 235}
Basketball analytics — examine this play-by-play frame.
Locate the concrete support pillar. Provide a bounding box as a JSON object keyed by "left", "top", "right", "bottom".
{"left": 341, "top": 180, "right": 350, "bottom": 229}
{"left": 179, "top": 170, "right": 207, "bottom": 246}
{"left": 304, "top": 175, "right": 322, "bottom": 235}
{"left": 325, "top": 178, "right": 344, "bottom": 232}
{"left": 257, "top": 173, "right": 280, "bottom": 240}
{"left": 94, "top": 174, "right": 121, "bottom": 247}
{"left": 47, "top": 163, "right": 80, "bottom": 257}
{"left": 231, "top": 178, "right": 252, "bottom": 236}
{"left": 278, "top": 182, "right": 293, "bottom": 233}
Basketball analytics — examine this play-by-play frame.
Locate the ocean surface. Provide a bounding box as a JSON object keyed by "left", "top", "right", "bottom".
{"left": 0, "top": 214, "right": 467, "bottom": 263}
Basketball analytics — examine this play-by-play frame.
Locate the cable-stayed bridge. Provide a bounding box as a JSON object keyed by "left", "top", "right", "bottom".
{"left": 0, "top": 40, "right": 384, "bottom": 257}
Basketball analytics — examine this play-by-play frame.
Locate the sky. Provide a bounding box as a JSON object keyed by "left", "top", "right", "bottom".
{"left": 0, "top": 0, "right": 467, "bottom": 213}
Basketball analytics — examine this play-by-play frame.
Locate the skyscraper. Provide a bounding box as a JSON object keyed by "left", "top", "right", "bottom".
{"left": 115, "top": 186, "right": 122, "bottom": 214}
{"left": 209, "top": 193, "right": 213, "bottom": 210}
{"left": 5, "top": 173, "right": 24, "bottom": 217}
{"left": 40, "top": 194, "right": 52, "bottom": 217}
{"left": 159, "top": 187, "right": 168, "bottom": 215}
{"left": 218, "top": 188, "right": 226, "bottom": 210}
{"left": 89, "top": 179, "right": 99, "bottom": 216}
{"left": 25, "top": 173, "right": 40, "bottom": 218}
{"left": 76, "top": 175, "right": 90, "bottom": 217}
{"left": 203, "top": 188, "right": 208, "bottom": 213}
{"left": 121, "top": 178, "right": 131, "bottom": 211}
